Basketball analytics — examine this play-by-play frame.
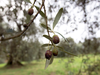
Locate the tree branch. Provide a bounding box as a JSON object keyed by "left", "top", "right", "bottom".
{"left": 0, "top": 0, "right": 44, "bottom": 41}
{"left": 43, "top": 1, "right": 50, "bottom": 36}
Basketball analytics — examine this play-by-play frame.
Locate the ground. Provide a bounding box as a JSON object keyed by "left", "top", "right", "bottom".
{"left": 0, "top": 55, "right": 100, "bottom": 75}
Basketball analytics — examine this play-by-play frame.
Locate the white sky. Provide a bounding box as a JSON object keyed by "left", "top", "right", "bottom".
{"left": 0, "top": 0, "right": 100, "bottom": 43}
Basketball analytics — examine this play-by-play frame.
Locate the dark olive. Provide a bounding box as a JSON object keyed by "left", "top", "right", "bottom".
{"left": 52, "top": 35, "right": 60, "bottom": 44}
{"left": 28, "top": 8, "right": 34, "bottom": 15}
{"left": 45, "top": 50, "right": 52, "bottom": 60}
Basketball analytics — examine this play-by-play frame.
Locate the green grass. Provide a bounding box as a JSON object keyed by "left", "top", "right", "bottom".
{"left": 0, "top": 55, "right": 100, "bottom": 75}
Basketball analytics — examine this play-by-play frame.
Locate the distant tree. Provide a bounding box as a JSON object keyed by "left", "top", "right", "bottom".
{"left": 82, "top": 38, "right": 100, "bottom": 54}
{"left": 58, "top": 37, "right": 77, "bottom": 57}
{"left": 0, "top": 0, "right": 44, "bottom": 67}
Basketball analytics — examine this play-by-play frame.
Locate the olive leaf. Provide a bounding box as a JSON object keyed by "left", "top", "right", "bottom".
{"left": 55, "top": 31, "right": 71, "bottom": 47}
{"left": 23, "top": 0, "right": 32, "bottom": 4}
{"left": 53, "top": 8, "right": 63, "bottom": 29}
{"left": 57, "top": 46, "right": 77, "bottom": 56}
{"left": 55, "top": 32, "right": 68, "bottom": 42}
{"left": 43, "top": 35, "right": 52, "bottom": 42}
{"left": 45, "top": 59, "right": 50, "bottom": 69}
{"left": 41, "top": 44, "right": 52, "bottom": 47}
{"left": 41, "top": 24, "right": 51, "bottom": 30}
{"left": 49, "top": 55, "right": 54, "bottom": 65}
{"left": 35, "top": 6, "right": 45, "bottom": 18}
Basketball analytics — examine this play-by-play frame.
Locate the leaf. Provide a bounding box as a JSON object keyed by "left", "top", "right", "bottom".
{"left": 23, "top": 0, "right": 32, "bottom": 4}
{"left": 41, "top": 24, "right": 51, "bottom": 30}
{"left": 41, "top": 44, "right": 52, "bottom": 47}
{"left": 49, "top": 55, "right": 54, "bottom": 65}
{"left": 43, "top": 35, "right": 52, "bottom": 42}
{"left": 55, "top": 32, "right": 71, "bottom": 47}
{"left": 35, "top": 6, "right": 45, "bottom": 18}
{"left": 45, "top": 59, "right": 50, "bottom": 69}
{"left": 53, "top": 8, "right": 63, "bottom": 29}
{"left": 55, "top": 32, "right": 68, "bottom": 42}
{"left": 57, "top": 46, "right": 77, "bottom": 56}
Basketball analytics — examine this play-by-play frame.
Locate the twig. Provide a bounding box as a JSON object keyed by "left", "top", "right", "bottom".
{"left": 43, "top": 0, "right": 50, "bottom": 36}
{"left": 43, "top": 0, "right": 53, "bottom": 48}
{"left": 31, "top": 0, "right": 37, "bottom": 8}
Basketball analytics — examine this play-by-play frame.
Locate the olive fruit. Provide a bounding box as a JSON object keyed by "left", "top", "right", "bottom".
{"left": 45, "top": 50, "right": 52, "bottom": 60}
{"left": 52, "top": 35, "right": 60, "bottom": 44}
{"left": 28, "top": 8, "right": 33, "bottom": 15}
{"left": 52, "top": 48, "right": 58, "bottom": 56}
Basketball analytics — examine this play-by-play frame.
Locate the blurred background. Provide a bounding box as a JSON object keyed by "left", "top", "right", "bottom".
{"left": 0, "top": 0, "right": 100, "bottom": 75}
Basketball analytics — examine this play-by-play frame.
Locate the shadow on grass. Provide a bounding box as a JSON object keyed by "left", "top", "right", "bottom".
{"left": 0, "top": 62, "right": 39, "bottom": 70}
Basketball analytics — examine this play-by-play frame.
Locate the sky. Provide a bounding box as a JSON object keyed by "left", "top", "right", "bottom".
{"left": 0, "top": 0, "right": 100, "bottom": 43}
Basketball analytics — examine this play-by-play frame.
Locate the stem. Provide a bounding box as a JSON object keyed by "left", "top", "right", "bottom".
{"left": 31, "top": 0, "right": 36, "bottom": 8}
{"left": 43, "top": 0, "right": 53, "bottom": 49}
{"left": 43, "top": 0, "right": 50, "bottom": 36}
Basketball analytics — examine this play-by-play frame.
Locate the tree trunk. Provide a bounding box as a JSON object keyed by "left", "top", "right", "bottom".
{"left": 5, "top": 55, "right": 23, "bottom": 68}
{"left": 5, "top": 37, "right": 23, "bottom": 68}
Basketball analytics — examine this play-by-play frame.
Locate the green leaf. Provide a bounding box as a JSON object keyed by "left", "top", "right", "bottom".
{"left": 45, "top": 59, "right": 50, "bottom": 69}
{"left": 23, "top": 0, "right": 32, "bottom": 4}
{"left": 53, "top": 8, "right": 63, "bottom": 29}
{"left": 55, "top": 32, "right": 71, "bottom": 47}
{"left": 49, "top": 55, "right": 54, "bottom": 65}
{"left": 41, "top": 24, "right": 51, "bottom": 30}
{"left": 41, "top": 44, "right": 52, "bottom": 47}
{"left": 55, "top": 32, "right": 68, "bottom": 42}
{"left": 43, "top": 35, "right": 52, "bottom": 42}
{"left": 35, "top": 6, "right": 45, "bottom": 18}
{"left": 57, "top": 46, "right": 77, "bottom": 56}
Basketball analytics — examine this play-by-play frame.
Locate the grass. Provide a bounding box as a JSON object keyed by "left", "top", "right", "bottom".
{"left": 0, "top": 55, "right": 100, "bottom": 75}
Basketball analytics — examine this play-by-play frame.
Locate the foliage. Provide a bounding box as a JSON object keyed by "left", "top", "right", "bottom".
{"left": 17, "top": 40, "right": 42, "bottom": 61}
{"left": 0, "top": 0, "right": 100, "bottom": 73}
{"left": 58, "top": 37, "right": 100, "bottom": 57}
